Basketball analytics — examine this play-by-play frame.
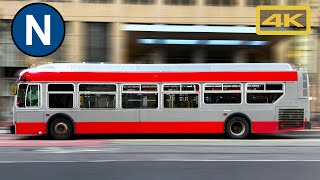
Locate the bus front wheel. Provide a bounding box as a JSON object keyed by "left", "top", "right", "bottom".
{"left": 49, "top": 118, "right": 74, "bottom": 140}
{"left": 225, "top": 117, "right": 250, "bottom": 139}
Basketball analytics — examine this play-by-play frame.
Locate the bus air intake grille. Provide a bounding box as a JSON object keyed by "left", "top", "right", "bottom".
{"left": 279, "top": 109, "right": 304, "bottom": 130}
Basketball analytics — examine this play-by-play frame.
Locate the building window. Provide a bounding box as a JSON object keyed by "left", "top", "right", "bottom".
{"left": 82, "top": 0, "right": 113, "bottom": 3}
{"left": 163, "top": 84, "right": 199, "bottom": 108}
{"left": 79, "top": 84, "right": 116, "bottom": 109}
{"left": 42, "top": 0, "right": 73, "bottom": 2}
{"left": 123, "top": 0, "right": 154, "bottom": 4}
{"left": 164, "top": 0, "right": 196, "bottom": 6}
{"left": 246, "top": 83, "right": 284, "bottom": 104}
{"left": 48, "top": 84, "right": 74, "bottom": 109}
{"left": 287, "top": 0, "right": 303, "bottom": 5}
{"left": 204, "top": 84, "right": 242, "bottom": 104}
{"left": 85, "top": 23, "right": 108, "bottom": 62}
{"left": 205, "top": 0, "right": 237, "bottom": 6}
{"left": 122, "top": 84, "right": 158, "bottom": 109}
{"left": 17, "top": 84, "right": 41, "bottom": 108}
{"left": 246, "top": 0, "right": 277, "bottom": 6}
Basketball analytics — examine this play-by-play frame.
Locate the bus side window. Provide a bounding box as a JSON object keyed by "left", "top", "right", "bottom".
{"left": 48, "top": 84, "right": 74, "bottom": 109}
{"left": 163, "top": 84, "right": 199, "bottom": 108}
{"left": 122, "top": 84, "right": 158, "bottom": 109}
{"left": 204, "top": 83, "right": 241, "bottom": 104}
{"left": 246, "top": 83, "right": 284, "bottom": 104}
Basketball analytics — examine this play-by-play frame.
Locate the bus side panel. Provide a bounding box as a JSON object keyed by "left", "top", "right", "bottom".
{"left": 247, "top": 82, "right": 303, "bottom": 133}
{"left": 140, "top": 109, "right": 281, "bottom": 134}
{"left": 74, "top": 110, "right": 140, "bottom": 134}
{"left": 235, "top": 109, "right": 277, "bottom": 133}
{"left": 15, "top": 111, "right": 45, "bottom": 135}
{"left": 140, "top": 110, "right": 224, "bottom": 133}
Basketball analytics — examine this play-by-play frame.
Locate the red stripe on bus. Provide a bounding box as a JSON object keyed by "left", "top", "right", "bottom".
{"left": 75, "top": 122, "right": 224, "bottom": 134}
{"left": 139, "top": 122, "right": 224, "bottom": 133}
{"left": 14, "top": 121, "right": 304, "bottom": 135}
{"left": 252, "top": 122, "right": 305, "bottom": 133}
{"left": 15, "top": 122, "right": 46, "bottom": 135}
{"left": 21, "top": 71, "right": 298, "bottom": 82}
{"left": 252, "top": 121, "right": 277, "bottom": 133}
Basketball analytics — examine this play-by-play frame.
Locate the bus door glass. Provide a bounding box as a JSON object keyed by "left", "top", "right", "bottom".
{"left": 17, "top": 84, "right": 40, "bottom": 108}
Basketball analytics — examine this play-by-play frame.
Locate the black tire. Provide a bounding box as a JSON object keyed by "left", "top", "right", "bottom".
{"left": 225, "top": 116, "right": 250, "bottom": 139}
{"left": 49, "top": 118, "right": 74, "bottom": 140}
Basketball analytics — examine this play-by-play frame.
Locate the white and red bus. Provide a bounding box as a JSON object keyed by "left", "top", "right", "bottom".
{"left": 11, "top": 63, "right": 309, "bottom": 139}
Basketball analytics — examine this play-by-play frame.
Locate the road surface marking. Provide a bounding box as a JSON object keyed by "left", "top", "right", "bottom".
{"left": 0, "top": 140, "right": 108, "bottom": 147}
{"left": 111, "top": 139, "right": 320, "bottom": 142}
{"left": 1, "top": 159, "right": 320, "bottom": 163}
{"left": 0, "top": 130, "right": 10, "bottom": 134}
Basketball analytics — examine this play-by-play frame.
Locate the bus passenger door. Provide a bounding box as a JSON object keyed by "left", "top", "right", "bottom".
{"left": 15, "top": 84, "right": 45, "bottom": 135}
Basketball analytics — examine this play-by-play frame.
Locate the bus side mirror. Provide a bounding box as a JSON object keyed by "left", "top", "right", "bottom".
{"left": 12, "top": 85, "right": 17, "bottom": 95}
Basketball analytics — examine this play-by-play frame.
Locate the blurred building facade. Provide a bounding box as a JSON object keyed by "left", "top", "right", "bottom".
{"left": 0, "top": 0, "right": 319, "bottom": 120}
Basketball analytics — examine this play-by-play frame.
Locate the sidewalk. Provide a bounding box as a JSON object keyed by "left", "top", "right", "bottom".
{"left": 311, "top": 120, "right": 320, "bottom": 128}
{"left": 0, "top": 121, "right": 12, "bottom": 131}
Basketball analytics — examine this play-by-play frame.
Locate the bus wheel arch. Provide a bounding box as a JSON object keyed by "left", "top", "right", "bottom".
{"left": 224, "top": 113, "right": 251, "bottom": 139}
{"left": 47, "top": 113, "right": 75, "bottom": 140}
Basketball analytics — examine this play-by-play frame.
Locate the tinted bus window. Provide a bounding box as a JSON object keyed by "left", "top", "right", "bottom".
{"left": 79, "top": 84, "right": 116, "bottom": 109}
{"left": 48, "top": 84, "right": 74, "bottom": 109}
{"left": 80, "top": 94, "right": 116, "bottom": 108}
{"left": 17, "top": 84, "right": 27, "bottom": 108}
{"left": 247, "top": 93, "right": 283, "bottom": 104}
{"left": 48, "top": 84, "right": 74, "bottom": 91}
{"left": 163, "top": 84, "right": 199, "bottom": 108}
{"left": 205, "top": 93, "right": 241, "bottom": 104}
{"left": 79, "top": 84, "right": 116, "bottom": 92}
{"left": 204, "top": 83, "right": 241, "bottom": 104}
{"left": 266, "top": 84, "right": 283, "bottom": 90}
{"left": 122, "top": 93, "right": 158, "bottom": 109}
{"left": 49, "top": 94, "right": 73, "bottom": 108}
{"left": 121, "top": 84, "right": 158, "bottom": 109}
{"left": 164, "top": 94, "right": 198, "bottom": 108}
{"left": 246, "top": 83, "right": 284, "bottom": 104}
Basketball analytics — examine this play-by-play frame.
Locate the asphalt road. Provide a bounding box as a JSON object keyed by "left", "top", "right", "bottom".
{"left": 0, "top": 161, "right": 319, "bottom": 180}
{"left": 0, "top": 131, "right": 320, "bottom": 180}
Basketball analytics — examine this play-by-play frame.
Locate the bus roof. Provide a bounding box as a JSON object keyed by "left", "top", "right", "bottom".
{"left": 25, "top": 63, "right": 294, "bottom": 73}
{"left": 19, "top": 63, "right": 298, "bottom": 82}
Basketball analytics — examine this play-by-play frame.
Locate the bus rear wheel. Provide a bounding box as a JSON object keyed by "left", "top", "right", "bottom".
{"left": 225, "top": 117, "right": 250, "bottom": 139}
{"left": 49, "top": 118, "right": 74, "bottom": 140}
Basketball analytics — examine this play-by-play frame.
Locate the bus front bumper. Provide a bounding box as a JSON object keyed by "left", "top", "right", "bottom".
{"left": 10, "top": 125, "right": 15, "bottom": 134}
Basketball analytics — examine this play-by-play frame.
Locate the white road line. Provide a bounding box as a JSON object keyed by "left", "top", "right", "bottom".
{"left": 0, "top": 159, "right": 320, "bottom": 163}
{"left": 0, "top": 130, "right": 10, "bottom": 134}
{"left": 111, "top": 139, "right": 320, "bottom": 142}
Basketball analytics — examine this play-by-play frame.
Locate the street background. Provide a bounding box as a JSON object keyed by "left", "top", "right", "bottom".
{"left": 1, "top": 1, "right": 320, "bottom": 178}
